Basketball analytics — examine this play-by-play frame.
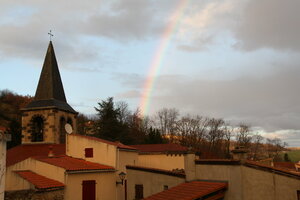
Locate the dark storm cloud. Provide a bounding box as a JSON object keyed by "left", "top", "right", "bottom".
{"left": 0, "top": 0, "right": 172, "bottom": 65}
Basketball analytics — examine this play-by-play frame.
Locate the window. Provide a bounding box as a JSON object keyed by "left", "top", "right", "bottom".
{"left": 164, "top": 185, "right": 168, "bottom": 190}
{"left": 85, "top": 148, "right": 93, "bottom": 158}
{"left": 82, "top": 180, "right": 96, "bottom": 200}
{"left": 135, "top": 184, "right": 143, "bottom": 200}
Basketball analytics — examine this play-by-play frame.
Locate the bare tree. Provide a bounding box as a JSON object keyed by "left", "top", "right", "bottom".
{"left": 116, "top": 101, "right": 131, "bottom": 124}
{"left": 265, "top": 137, "right": 287, "bottom": 160}
{"left": 174, "top": 115, "right": 208, "bottom": 148}
{"left": 154, "top": 108, "right": 179, "bottom": 142}
{"left": 224, "top": 125, "right": 234, "bottom": 158}
{"left": 206, "top": 118, "right": 225, "bottom": 151}
{"left": 250, "top": 133, "right": 264, "bottom": 160}
{"left": 236, "top": 124, "right": 252, "bottom": 148}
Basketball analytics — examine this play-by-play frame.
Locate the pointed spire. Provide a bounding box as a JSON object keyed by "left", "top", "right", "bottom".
{"left": 24, "top": 41, "right": 77, "bottom": 114}
{"left": 34, "top": 41, "right": 66, "bottom": 102}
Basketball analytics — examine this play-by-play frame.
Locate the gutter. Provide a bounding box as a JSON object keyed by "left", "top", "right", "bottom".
{"left": 66, "top": 169, "right": 116, "bottom": 174}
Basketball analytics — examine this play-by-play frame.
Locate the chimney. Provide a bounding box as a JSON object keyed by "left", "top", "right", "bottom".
{"left": 48, "top": 145, "right": 54, "bottom": 157}
{"left": 184, "top": 149, "right": 196, "bottom": 181}
{"left": 231, "top": 146, "right": 248, "bottom": 163}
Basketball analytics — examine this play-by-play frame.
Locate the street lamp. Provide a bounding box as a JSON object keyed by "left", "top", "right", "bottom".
{"left": 116, "top": 171, "right": 126, "bottom": 185}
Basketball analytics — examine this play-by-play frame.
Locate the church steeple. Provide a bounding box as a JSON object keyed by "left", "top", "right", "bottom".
{"left": 35, "top": 41, "right": 67, "bottom": 102}
{"left": 22, "top": 41, "right": 77, "bottom": 144}
{"left": 25, "top": 41, "right": 76, "bottom": 113}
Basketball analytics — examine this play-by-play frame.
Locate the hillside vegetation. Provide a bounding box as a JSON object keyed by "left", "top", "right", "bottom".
{"left": 280, "top": 150, "right": 300, "bottom": 162}
{"left": 0, "top": 89, "right": 32, "bottom": 148}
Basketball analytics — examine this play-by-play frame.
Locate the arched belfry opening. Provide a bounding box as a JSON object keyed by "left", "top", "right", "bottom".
{"left": 67, "top": 117, "right": 73, "bottom": 126}
{"left": 59, "top": 117, "right": 67, "bottom": 144}
{"left": 30, "top": 115, "right": 44, "bottom": 142}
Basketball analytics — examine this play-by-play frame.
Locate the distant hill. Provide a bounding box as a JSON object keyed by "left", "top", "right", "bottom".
{"left": 0, "top": 89, "right": 32, "bottom": 127}
{"left": 288, "top": 147, "right": 300, "bottom": 150}
{"left": 280, "top": 150, "right": 300, "bottom": 162}
{"left": 0, "top": 89, "right": 33, "bottom": 148}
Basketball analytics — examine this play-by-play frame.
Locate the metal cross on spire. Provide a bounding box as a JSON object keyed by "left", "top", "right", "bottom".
{"left": 48, "top": 30, "right": 54, "bottom": 41}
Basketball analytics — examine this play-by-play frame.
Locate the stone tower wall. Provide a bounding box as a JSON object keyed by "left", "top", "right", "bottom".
{"left": 22, "top": 109, "right": 77, "bottom": 144}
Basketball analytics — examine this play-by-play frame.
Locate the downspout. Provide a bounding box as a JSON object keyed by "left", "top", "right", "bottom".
{"left": 116, "top": 148, "right": 120, "bottom": 200}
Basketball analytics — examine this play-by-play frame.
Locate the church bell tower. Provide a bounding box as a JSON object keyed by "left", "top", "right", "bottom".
{"left": 21, "top": 41, "right": 77, "bottom": 144}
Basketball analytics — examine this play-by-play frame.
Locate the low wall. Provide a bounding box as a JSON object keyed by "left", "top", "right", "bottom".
{"left": 5, "top": 189, "right": 64, "bottom": 200}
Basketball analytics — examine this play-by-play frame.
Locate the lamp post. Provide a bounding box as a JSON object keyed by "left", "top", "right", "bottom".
{"left": 116, "top": 171, "right": 126, "bottom": 185}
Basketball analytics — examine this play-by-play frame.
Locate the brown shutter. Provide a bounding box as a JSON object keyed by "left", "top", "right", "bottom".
{"left": 135, "top": 184, "right": 144, "bottom": 199}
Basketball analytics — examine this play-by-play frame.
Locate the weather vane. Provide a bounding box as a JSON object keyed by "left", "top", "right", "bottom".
{"left": 48, "top": 30, "right": 54, "bottom": 41}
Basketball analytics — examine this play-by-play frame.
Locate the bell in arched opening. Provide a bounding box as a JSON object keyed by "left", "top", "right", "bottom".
{"left": 31, "top": 116, "right": 44, "bottom": 142}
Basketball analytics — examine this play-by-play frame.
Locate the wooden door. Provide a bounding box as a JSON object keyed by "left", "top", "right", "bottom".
{"left": 82, "top": 180, "right": 96, "bottom": 200}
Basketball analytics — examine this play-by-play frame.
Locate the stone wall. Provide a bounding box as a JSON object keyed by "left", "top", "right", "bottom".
{"left": 5, "top": 189, "right": 64, "bottom": 200}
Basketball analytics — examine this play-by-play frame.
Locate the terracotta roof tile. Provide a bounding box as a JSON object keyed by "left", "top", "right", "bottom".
{"left": 245, "top": 161, "right": 300, "bottom": 178}
{"left": 144, "top": 181, "right": 227, "bottom": 200}
{"left": 0, "top": 126, "right": 7, "bottom": 132}
{"left": 6, "top": 144, "right": 65, "bottom": 167}
{"left": 72, "top": 134, "right": 136, "bottom": 150}
{"left": 34, "top": 155, "right": 115, "bottom": 171}
{"left": 274, "top": 162, "right": 296, "bottom": 171}
{"left": 130, "top": 143, "right": 187, "bottom": 153}
{"left": 126, "top": 165, "right": 186, "bottom": 178}
{"left": 15, "top": 170, "right": 64, "bottom": 190}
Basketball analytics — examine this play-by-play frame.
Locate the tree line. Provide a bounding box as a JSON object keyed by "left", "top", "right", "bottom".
{"left": 80, "top": 97, "right": 288, "bottom": 160}
{"left": 0, "top": 89, "right": 289, "bottom": 160}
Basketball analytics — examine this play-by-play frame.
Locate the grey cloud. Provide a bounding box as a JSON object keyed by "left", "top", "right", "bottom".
{"left": 111, "top": 73, "right": 144, "bottom": 88}
{"left": 177, "top": 36, "right": 214, "bottom": 52}
{"left": 82, "top": 0, "right": 167, "bottom": 40}
{"left": 262, "top": 130, "right": 300, "bottom": 147}
{"left": 116, "top": 90, "right": 141, "bottom": 99}
{"left": 148, "top": 64, "right": 300, "bottom": 132}
{"left": 234, "top": 0, "right": 300, "bottom": 51}
{"left": 0, "top": 0, "right": 171, "bottom": 65}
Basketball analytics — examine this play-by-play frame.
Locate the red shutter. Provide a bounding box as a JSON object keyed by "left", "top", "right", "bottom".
{"left": 82, "top": 180, "right": 96, "bottom": 200}
{"left": 85, "top": 148, "right": 93, "bottom": 158}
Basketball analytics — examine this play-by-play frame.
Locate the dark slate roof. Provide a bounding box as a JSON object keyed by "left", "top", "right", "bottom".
{"left": 24, "top": 41, "right": 76, "bottom": 113}
{"left": 25, "top": 99, "right": 77, "bottom": 113}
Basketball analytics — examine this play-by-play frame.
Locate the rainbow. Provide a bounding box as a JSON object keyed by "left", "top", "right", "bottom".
{"left": 139, "top": 0, "right": 189, "bottom": 116}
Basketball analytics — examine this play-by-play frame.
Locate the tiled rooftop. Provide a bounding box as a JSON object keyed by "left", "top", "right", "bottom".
{"left": 130, "top": 143, "right": 188, "bottom": 153}
{"left": 126, "top": 165, "right": 186, "bottom": 178}
{"left": 34, "top": 155, "right": 115, "bottom": 172}
{"left": 274, "top": 162, "right": 296, "bottom": 171}
{"left": 6, "top": 144, "right": 65, "bottom": 167}
{"left": 245, "top": 161, "right": 300, "bottom": 178}
{"left": 71, "top": 134, "right": 137, "bottom": 150}
{"left": 143, "top": 181, "right": 227, "bottom": 200}
{"left": 0, "top": 126, "right": 7, "bottom": 132}
{"left": 15, "top": 170, "right": 64, "bottom": 190}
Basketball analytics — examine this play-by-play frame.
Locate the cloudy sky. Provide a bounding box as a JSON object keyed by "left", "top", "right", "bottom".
{"left": 1, "top": 0, "right": 300, "bottom": 146}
